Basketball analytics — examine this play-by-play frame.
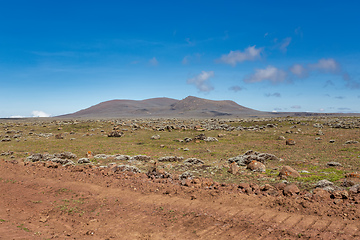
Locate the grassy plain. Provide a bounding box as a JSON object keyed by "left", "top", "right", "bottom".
{"left": 0, "top": 117, "right": 359, "bottom": 190}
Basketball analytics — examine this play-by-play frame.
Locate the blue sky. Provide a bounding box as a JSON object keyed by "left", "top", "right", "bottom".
{"left": 1, "top": 1, "right": 359, "bottom": 117}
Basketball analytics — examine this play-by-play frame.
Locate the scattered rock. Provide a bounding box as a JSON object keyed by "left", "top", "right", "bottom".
{"left": 183, "top": 158, "right": 204, "bottom": 166}
{"left": 179, "top": 172, "right": 193, "bottom": 180}
{"left": 316, "top": 130, "right": 324, "bottom": 135}
{"left": 277, "top": 136, "right": 286, "bottom": 140}
{"left": 344, "top": 140, "right": 359, "bottom": 144}
{"left": 326, "top": 161, "right": 342, "bottom": 167}
{"left": 228, "top": 150, "right": 279, "bottom": 166}
{"left": 108, "top": 131, "right": 123, "bottom": 137}
{"left": 131, "top": 155, "right": 151, "bottom": 162}
{"left": 283, "top": 184, "right": 300, "bottom": 196}
{"left": 114, "top": 155, "right": 131, "bottom": 161}
{"left": 228, "top": 162, "right": 239, "bottom": 174}
{"left": 194, "top": 134, "right": 206, "bottom": 140}
{"left": 329, "top": 139, "right": 335, "bottom": 143}
{"left": 158, "top": 156, "right": 184, "bottom": 162}
{"left": 1, "top": 138, "right": 11, "bottom": 142}
{"left": 315, "top": 179, "right": 336, "bottom": 191}
{"left": 117, "top": 165, "right": 141, "bottom": 173}
{"left": 55, "top": 133, "right": 64, "bottom": 139}
{"left": 204, "top": 137, "right": 218, "bottom": 142}
{"left": 286, "top": 139, "right": 296, "bottom": 145}
{"left": 246, "top": 160, "right": 266, "bottom": 172}
{"left": 151, "top": 135, "right": 160, "bottom": 140}
{"left": 78, "top": 158, "right": 91, "bottom": 164}
{"left": 279, "top": 166, "right": 301, "bottom": 178}
{"left": 349, "top": 184, "right": 360, "bottom": 194}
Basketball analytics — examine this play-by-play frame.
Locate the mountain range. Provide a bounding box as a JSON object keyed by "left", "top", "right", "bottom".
{"left": 59, "top": 96, "right": 268, "bottom": 118}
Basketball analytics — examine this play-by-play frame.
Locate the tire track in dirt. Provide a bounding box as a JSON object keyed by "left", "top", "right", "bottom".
{"left": 0, "top": 161, "right": 359, "bottom": 239}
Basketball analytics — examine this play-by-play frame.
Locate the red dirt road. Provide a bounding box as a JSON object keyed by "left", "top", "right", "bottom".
{"left": 0, "top": 160, "right": 359, "bottom": 239}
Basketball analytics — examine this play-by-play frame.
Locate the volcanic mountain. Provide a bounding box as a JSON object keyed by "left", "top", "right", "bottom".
{"left": 59, "top": 96, "right": 264, "bottom": 118}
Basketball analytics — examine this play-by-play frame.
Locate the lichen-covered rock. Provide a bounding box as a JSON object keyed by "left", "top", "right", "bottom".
{"left": 204, "top": 137, "right": 218, "bottom": 142}
{"left": 78, "top": 158, "right": 91, "bottom": 164}
{"left": 158, "top": 156, "right": 184, "bottom": 162}
{"left": 315, "top": 179, "right": 336, "bottom": 191}
{"left": 228, "top": 150, "right": 279, "bottom": 166}
{"left": 131, "top": 155, "right": 151, "bottom": 162}
{"left": 114, "top": 155, "right": 131, "bottom": 161}
{"left": 183, "top": 158, "right": 204, "bottom": 166}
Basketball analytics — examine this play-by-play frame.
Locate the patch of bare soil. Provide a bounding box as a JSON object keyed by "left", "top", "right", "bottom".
{"left": 0, "top": 159, "right": 359, "bottom": 239}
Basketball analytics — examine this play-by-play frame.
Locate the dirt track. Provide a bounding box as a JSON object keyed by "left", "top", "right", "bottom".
{"left": 0, "top": 159, "right": 359, "bottom": 239}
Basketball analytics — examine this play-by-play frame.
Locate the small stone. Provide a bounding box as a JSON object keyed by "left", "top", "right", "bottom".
{"left": 228, "top": 162, "right": 239, "bottom": 174}
{"left": 283, "top": 184, "right": 300, "bottom": 196}
{"left": 326, "top": 162, "right": 342, "bottom": 167}
{"left": 246, "top": 160, "right": 266, "bottom": 172}
{"left": 286, "top": 139, "right": 296, "bottom": 145}
{"left": 329, "top": 139, "right": 335, "bottom": 143}
{"left": 279, "top": 166, "right": 301, "bottom": 178}
{"left": 151, "top": 135, "right": 161, "bottom": 140}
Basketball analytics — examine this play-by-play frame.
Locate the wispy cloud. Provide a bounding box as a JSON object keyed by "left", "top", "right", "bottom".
{"left": 185, "top": 38, "right": 195, "bottom": 46}
{"left": 278, "top": 37, "right": 292, "bottom": 53}
{"left": 187, "top": 71, "right": 215, "bottom": 92}
{"left": 244, "top": 66, "right": 287, "bottom": 84}
{"left": 343, "top": 73, "right": 360, "bottom": 89}
{"left": 32, "top": 110, "right": 51, "bottom": 117}
{"left": 265, "top": 92, "right": 281, "bottom": 97}
{"left": 149, "top": 57, "right": 158, "bottom": 66}
{"left": 217, "top": 46, "right": 263, "bottom": 66}
{"left": 291, "top": 105, "right": 301, "bottom": 109}
{"left": 229, "top": 85, "right": 243, "bottom": 92}
{"left": 182, "top": 56, "right": 189, "bottom": 65}
{"left": 324, "top": 80, "right": 334, "bottom": 88}
{"left": 294, "top": 27, "right": 303, "bottom": 38}
{"left": 335, "top": 96, "right": 345, "bottom": 99}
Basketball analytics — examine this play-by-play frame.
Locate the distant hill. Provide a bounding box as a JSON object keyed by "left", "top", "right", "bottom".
{"left": 58, "top": 96, "right": 265, "bottom": 118}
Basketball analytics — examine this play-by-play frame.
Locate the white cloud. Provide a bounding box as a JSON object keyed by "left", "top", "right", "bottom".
{"left": 244, "top": 66, "right": 287, "bottom": 84}
{"left": 32, "top": 110, "right": 51, "bottom": 118}
{"left": 309, "top": 58, "right": 340, "bottom": 73}
{"left": 218, "top": 46, "right": 263, "bottom": 66}
{"left": 279, "top": 37, "right": 292, "bottom": 53}
{"left": 149, "top": 57, "right": 158, "bottom": 66}
{"left": 290, "top": 64, "right": 308, "bottom": 78}
{"left": 187, "top": 71, "right": 215, "bottom": 92}
{"left": 10, "top": 115, "right": 25, "bottom": 118}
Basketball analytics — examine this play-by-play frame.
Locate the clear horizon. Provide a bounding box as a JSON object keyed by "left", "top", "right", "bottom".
{"left": 1, "top": 1, "right": 359, "bottom": 118}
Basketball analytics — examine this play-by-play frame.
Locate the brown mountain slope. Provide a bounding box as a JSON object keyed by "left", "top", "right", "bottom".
{"left": 58, "top": 96, "right": 262, "bottom": 118}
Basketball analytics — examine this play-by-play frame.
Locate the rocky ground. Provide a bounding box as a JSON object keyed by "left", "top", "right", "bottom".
{"left": 0, "top": 116, "right": 360, "bottom": 239}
